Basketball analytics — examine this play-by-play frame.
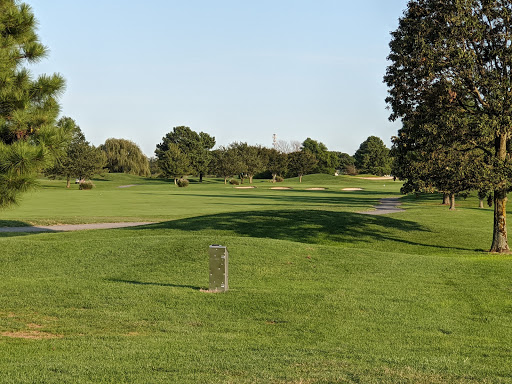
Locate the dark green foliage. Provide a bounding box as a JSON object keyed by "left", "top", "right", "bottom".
{"left": 230, "top": 142, "right": 267, "bottom": 184}
{"left": 384, "top": 0, "right": 512, "bottom": 252}
{"left": 288, "top": 150, "right": 318, "bottom": 182}
{"left": 45, "top": 119, "right": 106, "bottom": 186}
{"left": 157, "top": 143, "right": 191, "bottom": 184}
{"left": 229, "top": 178, "right": 240, "bottom": 185}
{"left": 210, "top": 146, "right": 242, "bottom": 184}
{"left": 266, "top": 148, "right": 288, "bottom": 182}
{"left": 301, "top": 137, "right": 336, "bottom": 173}
{"left": 100, "top": 138, "right": 150, "bottom": 176}
{"left": 275, "top": 175, "right": 284, "bottom": 182}
{"left": 354, "top": 136, "right": 391, "bottom": 176}
{"left": 155, "top": 126, "right": 215, "bottom": 182}
{"left": 0, "top": 0, "right": 66, "bottom": 207}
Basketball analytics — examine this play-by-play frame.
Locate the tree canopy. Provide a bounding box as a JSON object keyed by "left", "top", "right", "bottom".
{"left": 0, "top": 1, "right": 66, "bottom": 207}
{"left": 385, "top": 0, "right": 512, "bottom": 252}
{"left": 354, "top": 136, "right": 391, "bottom": 176}
{"left": 101, "top": 138, "right": 150, "bottom": 176}
{"left": 155, "top": 126, "right": 215, "bottom": 182}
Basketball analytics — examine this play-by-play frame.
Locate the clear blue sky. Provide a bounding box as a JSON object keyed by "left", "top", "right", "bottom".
{"left": 28, "top": 0, "right": 408, "bottom": 157}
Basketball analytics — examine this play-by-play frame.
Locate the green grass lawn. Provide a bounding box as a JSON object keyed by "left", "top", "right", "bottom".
{"left": 0, "top": 174, "right": 511, "bottom": 383}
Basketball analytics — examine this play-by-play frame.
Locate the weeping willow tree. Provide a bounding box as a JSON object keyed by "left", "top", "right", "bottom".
{"left": 0, "top": 0, "right": 66, "bottom": 207}
{"left": 100, "top": 138, "right": 150, "bottom": 177}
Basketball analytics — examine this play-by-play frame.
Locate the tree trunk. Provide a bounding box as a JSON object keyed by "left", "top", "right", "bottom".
{"left": 249, "top": 175, "right": 253, "bottom": 184}
{"left": 174, "top": 178, "right": 177, "bottom": 185}
{"left": 66, "top": 176, "right": 71, "bottom": 188}
{"left": 490, "top": 133, "right": 510, "bottom": 252}
{"left": 299, "top": 174, "right": 303, "bottom": 183}
{"left": 491, "top": 187, "right": 510, "bottom": 253}
{"left": 449, "top": 194, "right": 456, "bottom": 210}
{"left": 224, "top": 177, "right": 227, "bottom": 185}
{"left": 272, "top": 173, "right": 276, "bottom": 183}
{"left": 479, "top": 199, "right": 484, "bottom": 209}
{"left": 442, "top": 193, "right": 450, "bottom": 205}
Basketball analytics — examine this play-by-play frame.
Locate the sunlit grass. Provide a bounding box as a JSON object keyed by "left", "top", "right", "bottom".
{"left": 0, "top": 174, "right": 510, "bottom": 383}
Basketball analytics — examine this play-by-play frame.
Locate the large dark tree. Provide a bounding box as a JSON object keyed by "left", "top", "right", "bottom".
{"left": 46, "top": 120, "right": 106, "bottom": 186}
{"left": 385, "top": 0, "right": 512, "bottom": 252}
{"left": 354, "top": 136, "right": 392, "bottom": 176}
{"left": 211, "top": 146, "right": 242, "bottom": 184}
{"left": 101, "top": 138, "right": 150, "bottom": 176}
{"left": 0, "top": 1, "right": 66, "bottom": 207}
{"left": 301, "top": 137, "right": 335, "bottom": 174}
{"left": 158, "top": 143, "right": 191, "bottom": 185}
{"left": 155, "top": 126, "right": 215, "bottom": 182}
{"left": 288, "top": 151, "right": 318, "bottom": 183}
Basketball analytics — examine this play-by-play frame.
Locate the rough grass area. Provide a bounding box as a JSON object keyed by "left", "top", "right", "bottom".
{"left": 0, "top": 174, "right": 510, "bottom": 383}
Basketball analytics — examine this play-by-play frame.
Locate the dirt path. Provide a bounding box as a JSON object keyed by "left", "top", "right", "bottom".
{"left": 0, "top": 222, "right": 156, "bottom": 233}
{"left": 359, "top": 197, "right": 404, "bottom": 215}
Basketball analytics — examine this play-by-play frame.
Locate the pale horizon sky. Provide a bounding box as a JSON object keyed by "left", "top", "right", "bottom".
{"left": 28, "top": 0, "right": 409, "bottom": 157}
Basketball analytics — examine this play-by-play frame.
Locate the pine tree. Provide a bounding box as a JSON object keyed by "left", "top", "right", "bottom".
{"left": 0, "top": 1, "right": 65, "bottom": 207}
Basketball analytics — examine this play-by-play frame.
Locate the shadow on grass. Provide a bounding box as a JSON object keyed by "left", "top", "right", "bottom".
{"left": 128, "top": 209, "right": 482, "bottom": 252}
{"left": 127, "top": 209, "right": 438, "bottom": 247}
{"left": 156, "top": 192, "right": 390, "bottom": 209}
{"left": 0, "top": 220, "right": 32, "bottom": 227}
{"left": 109, "top": 279, "right": 201, "bottom": 291}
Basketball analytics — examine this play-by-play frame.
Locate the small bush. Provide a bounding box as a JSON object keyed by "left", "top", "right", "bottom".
{"left": 275, "top": 176, "right": 284, "bottom": 182}
{"left": 345, "top": 165, "right": 358, "bottom": 176}
{"left": 79, "top": 180, "right": 95, "bottom": 190}
{"left": 177, "top": 178, "right": 189, "bottom": 187}
{"left": 229, "top": 179, "right": 240, "bottom": 185}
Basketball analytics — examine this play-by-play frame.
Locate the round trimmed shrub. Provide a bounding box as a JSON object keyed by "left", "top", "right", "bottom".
{"left": 229, "top": 179, "right": 240, "bottom": 185}
{"left": 177, "top": 178, "right": 189, "bottom": 187}
{"left": 79, "top": 180, "right": 95, "bottom": 190}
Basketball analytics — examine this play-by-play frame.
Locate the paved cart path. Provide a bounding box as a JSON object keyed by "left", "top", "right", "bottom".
{"left": 359, "top": 197, "right": 405, "bottom": 215}
{"left": 0, "top": 222, "right": 156, "bottom": 233}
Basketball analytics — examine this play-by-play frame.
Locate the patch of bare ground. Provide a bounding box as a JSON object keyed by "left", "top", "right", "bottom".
{"left": 1, "top": 330, "right": 63, "bottom": 339}
{"left": 342, "top": 187, "right": 363, "bottom": 191}
{"left": 118, "top": 184, "right": 138, "bottom": 188}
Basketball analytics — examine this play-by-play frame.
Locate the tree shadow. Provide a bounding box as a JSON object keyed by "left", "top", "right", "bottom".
{"left": 108, "top": 278, "right": 202, "bottom": 291}
{"left": 0, "top": 220, "right": 33, "bottom": 227}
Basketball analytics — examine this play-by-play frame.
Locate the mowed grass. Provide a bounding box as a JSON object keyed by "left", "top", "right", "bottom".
{"left": 0, "top": 174, "right": 511, "bottom": 383}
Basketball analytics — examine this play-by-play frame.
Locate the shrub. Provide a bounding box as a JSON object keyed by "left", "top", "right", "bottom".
{"left": 275, "top": 176, "right": 284, "bottom": 182}
{"left": 177, "top": 178, "right": 189, "bottom": 187}
{"left": 345, "top": 165, "right": 358, "bottom": 176}
{"left": 229, "top": 179, "right": 240, "bottom": 185}
{"left": 79, "top": 180, "right": 94, "bottom": 190}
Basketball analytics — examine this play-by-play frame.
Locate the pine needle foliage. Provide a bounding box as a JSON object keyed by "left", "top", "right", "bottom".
{"left": 0, "top": 0, "right": 65, "bottom": 207}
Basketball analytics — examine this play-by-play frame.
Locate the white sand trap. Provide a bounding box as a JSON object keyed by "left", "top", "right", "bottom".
{"left": 342, "top": 187, "right": 363, "bottom": 191}
{"left": 271, "top": 187, "right": 292, "bottom": 190}
{"left": 235, "top": 186, "right": 255, "bottom": 189}
{"left": 306, "top": 187, "right": 326, "bottom": 190}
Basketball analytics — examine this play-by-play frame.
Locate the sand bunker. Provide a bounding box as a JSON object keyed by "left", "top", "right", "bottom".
{"left": 118, "top": 184, "right": 138, "bottom": 188}
{"left": 271, "top": 187, "right": 292, "bottom": 190}
{"left": 235, "top": 186, "right": 255, "bottom": 189}
{"left": 342, "top": 187, "right": 363, "bottom": 191}
{"left": 306, "top": 187, "right": 326, "bottom": 190}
